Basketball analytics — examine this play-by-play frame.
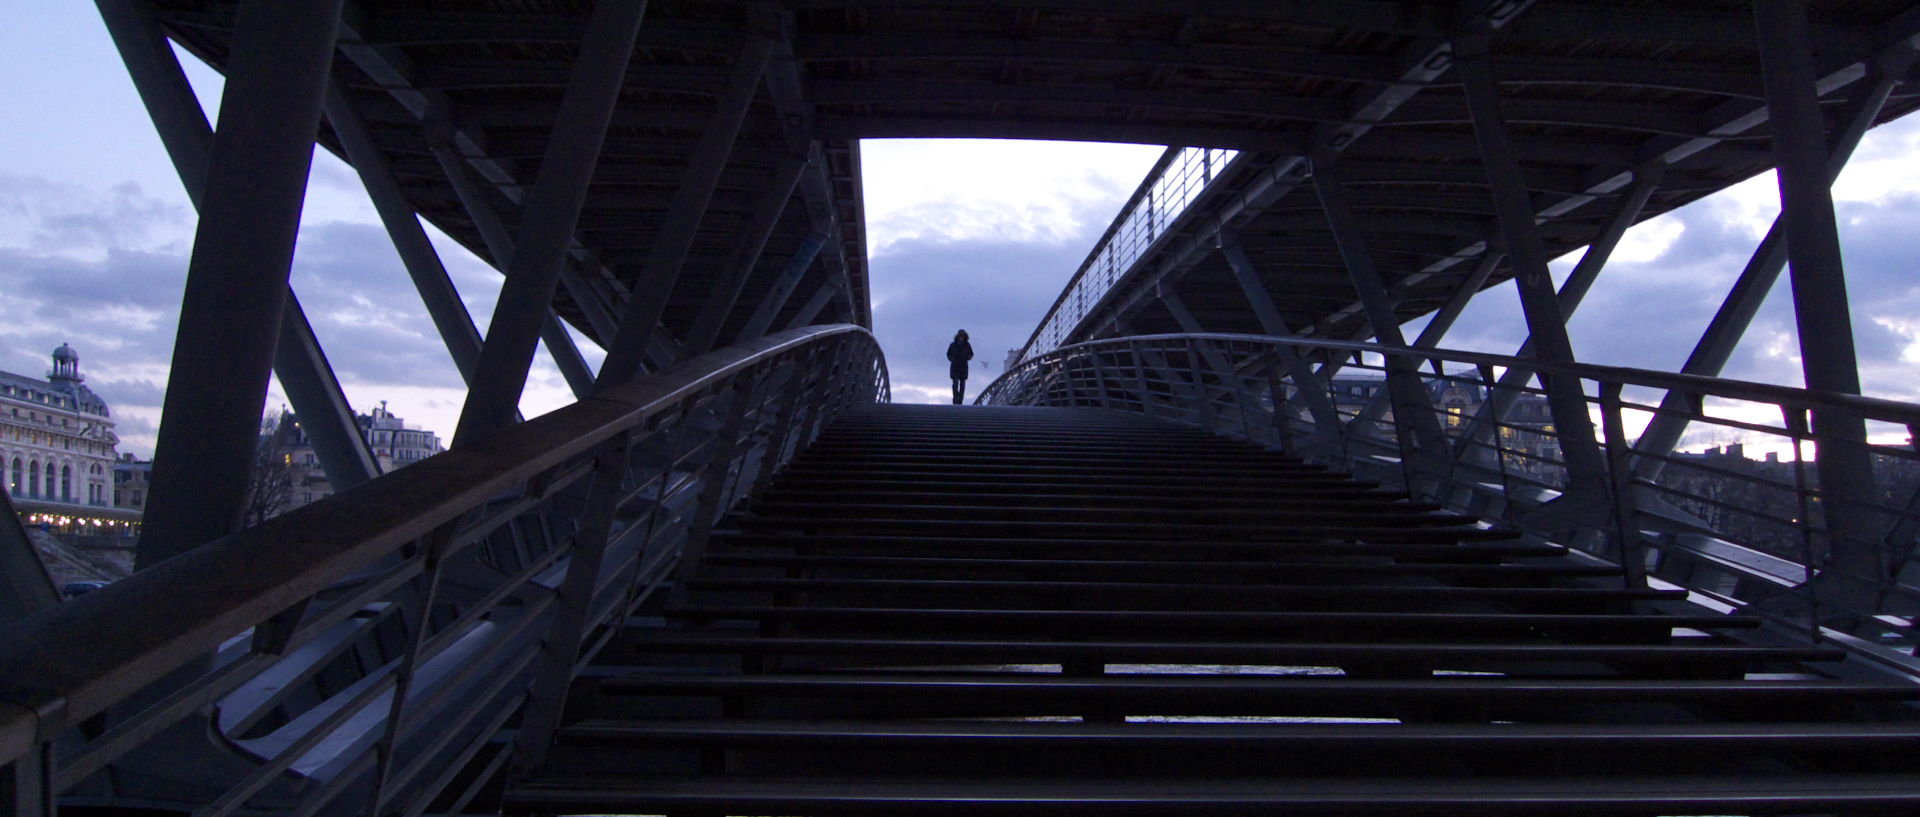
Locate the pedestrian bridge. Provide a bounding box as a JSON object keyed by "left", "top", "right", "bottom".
{"left": 7, "top": 1, "right": 1920, "bottom": 814}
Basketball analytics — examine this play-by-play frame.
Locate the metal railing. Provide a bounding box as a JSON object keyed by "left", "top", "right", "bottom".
{"left": 1017, "top": 146, "right": 1239, "bottom": 362}
{"left": 0, "top": 325, "right": 887, "bottom": 817}
{"left": 981, "top": 333, "right": 1920, "bottom": 672}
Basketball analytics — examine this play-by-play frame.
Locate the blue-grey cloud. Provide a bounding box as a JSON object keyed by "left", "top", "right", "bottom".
{"left": 287, "top": 220, "right": 470, "bottom": 390}
{"left": 1413, "top": 181, "right": 1920, "bottom": 407}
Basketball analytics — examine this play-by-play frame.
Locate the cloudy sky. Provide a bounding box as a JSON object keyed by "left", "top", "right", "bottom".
{"left": 4, "top": 2, "right": 1920, "bottom": 459}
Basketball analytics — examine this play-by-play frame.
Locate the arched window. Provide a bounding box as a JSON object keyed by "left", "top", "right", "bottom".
{"left": 9, "top": 458, "right": 19, "bottom": 495}
{"left": 62, "top": 465, "right": 72, "bottom": 502}
{"left": 28, "top": 459, "right": 39, "bottom": 497}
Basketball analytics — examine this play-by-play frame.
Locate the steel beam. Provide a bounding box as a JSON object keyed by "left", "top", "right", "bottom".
{"left": 1348, "top": 251, "right": 1502, "bottom": 432}
{"left": 1754, "top": 0, "right": 1883, "bottom": 589}
{"left": 0, "top": 488, "right": 57, "bottom": 624}
{"left": 762, "top": 9, "right": 863, "bottom": 327}
{"left": 420, "top": 134, "right": 603, "bottom": 397}
{"left": 538, "top": 320, "right": 596, "bottom": 399}
{"left": 1453, "top": 34, "right": 1607, "bottom": 492}
{"left": 324, "top": 85, "right": 483, "bottom": 383}
{"left": 338, "top": 5, "right": 639, "bottom": 375}
{"left": 137, "top": 0, "right": 344, "bottom": 569}
{"left": 1214, "top": 244, "right": 1346, "bottom": 437}
{"left": 783, "top": 279, "right": 842, "bottom": 332}
{"left": 1158, "top": 291, "right": 1272, "bottom": 435}
{"left": 1219, "top": 239, "right": 1289, "bottom": 336}
{"left": 275, "top": 295, "right": 383, "bottom": 488}
{"left": 1413, "top": 252, "right": 1504, "bottom": 350}
{"left": 94, "top": 0, "right": 209, "bottom": 195}
{"left": 1074, "top": 2, "right": 1538, "bottom": 350}
{"left": 1633, "top": 65, "right": 1900, "bottom": 474}
{"left": 102, "top": 3, "right": 380, "bottom": 494}
{"left": 737, "top": 230, "right": 830, "bottom": 343}
{"left": 597, "top": 37, "right": 775, "bottom": 390}
{"left": 453, "top": 0, "right": 648, "bottom": 445}
{"left": 685, "top": 155, "right": 809, "bottom": 353}
{"left": 1451, "top": 169, "right": 1661, "bottom": 462}
{"left": 1310, "top": 157, "right": 1449, "bottom": 469}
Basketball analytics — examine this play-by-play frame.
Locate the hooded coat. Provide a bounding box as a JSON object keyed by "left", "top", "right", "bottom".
{"left": 946, "top": 337, "right": 974, "bottom": 381}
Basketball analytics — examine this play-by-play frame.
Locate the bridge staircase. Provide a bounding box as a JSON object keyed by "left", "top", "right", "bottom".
{"left": 507, "top": 404, "right": 1920, "bottom": 815}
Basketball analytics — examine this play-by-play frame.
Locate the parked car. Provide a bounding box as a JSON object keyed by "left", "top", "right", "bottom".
{"left": 62, "top": 580, "right": 110, "bottom": 599}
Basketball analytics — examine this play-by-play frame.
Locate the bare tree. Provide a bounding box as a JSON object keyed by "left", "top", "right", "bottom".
{"left": 242, "top": 415, "right": 297, "bottom": 527}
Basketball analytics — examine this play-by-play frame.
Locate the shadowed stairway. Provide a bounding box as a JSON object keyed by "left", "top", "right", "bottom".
{"left": 507, "top": 404, "right": 1920, "bottom": 816}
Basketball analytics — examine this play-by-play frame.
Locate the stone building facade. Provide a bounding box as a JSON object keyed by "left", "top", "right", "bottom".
{"left": 257, "top": 402, "right": 445, "bottom": 519}
{"left": 0, "top": 345, "right": 122, "bottom": 513}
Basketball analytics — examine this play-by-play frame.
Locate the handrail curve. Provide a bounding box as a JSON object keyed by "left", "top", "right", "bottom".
{"left": 981, "top": 332, "right": 1920, "bottom": 672}
{"left": 0, "top": 323, "right": 887, "bottom": 813}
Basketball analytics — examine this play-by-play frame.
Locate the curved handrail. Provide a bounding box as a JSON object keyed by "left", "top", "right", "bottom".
{"left": 0, "top": 324, "right": 886, "bottom": 800}
{"left": 985, "top": 331, "right": 1920, "bottom": 425}
{"left": 980, "top": 332, "right": 1920, "bottom": 669}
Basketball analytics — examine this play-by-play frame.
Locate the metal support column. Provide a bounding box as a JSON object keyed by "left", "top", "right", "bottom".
{"left": 1311, "top": 157, "right": 1450, "bottom": 486}
{"left": 1451, "top": 169, "right": 1661, "bottom": 463}
{"left": 1219, "top": 240, "right": 1288, "bottom": 337}
{"left": 1215, "top": 247, "right": 1344, "bottom": 443}
{"left": 452, "top": 0, "right": 647, "bottom": 445}
{"left": 738, "top": 230, "right": 831, "bottom": 342}
{"left": 420, "top": 136, "right": 598, "bottom": 397}
{"left": 1753, "top": 0, "right": 1884, "bottom": 590}
{"left": 323, "top": 85, "right": 483, "bottom": 383}
{"left": 597, "top": 37, "right": 775, "bottom": 390}
{"left": 685, "top": 155, "right": 810, "bottom": 353}
{"left": 102, "top": 0, "right": 378, "bottom": 492}
{"left": 1633, "top": 64, "right": 1900, "bottom": 474}
{"left": 0, "top": 488, "right": 57, "bottom": 624}
{"left": 137, "top": 0, "right": 344, "bottom": 569}
{"left": 782, "top": 279, "right": 843, "bottom": 332}
{"left": 276, "top": 294, "right": 383, "bottom": 487}
{"left": 1454, "top": 35, "right": 1607, "bottom": 491}
{"left": 509, "top": 435, "right": 632, "bottom": 774}
{"left": 1158, "top": 292, "right": 1264, "bottom": 436}
{"left": 1349, "top": 252, "right": 1502, "bottom": 434}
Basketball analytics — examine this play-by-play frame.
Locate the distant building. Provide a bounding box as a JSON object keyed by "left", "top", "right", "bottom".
{"left": 257, "top": 402, "right": 445, "bottom": 518}
{"left": 362, "top": 402, "right": 442, "bottom": 470}
{"left": 1330, "top": 373, "right": 1564, "bottom": 484}
{"left": 0, "top": 345, "right": 141, "bottom": 535}
{"left": 113, "top": 454, "right": 151, "bottom": 512}
{"left": 0, "top": 344, "right": 118, "bottom": 506}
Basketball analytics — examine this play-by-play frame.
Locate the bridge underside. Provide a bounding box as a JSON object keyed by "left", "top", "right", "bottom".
{"left": 6, "top": 1, "right": 1920, "bottom": 816}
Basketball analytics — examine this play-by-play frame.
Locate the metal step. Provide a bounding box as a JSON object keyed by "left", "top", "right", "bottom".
{"left": 663, "top": 606, "right": 1759, "bottom": 638}
{"left": 625, "top": 633, "right": 1842, "bottom": 671}
{"left": 697, "top": 553, "right": 1619, "bottom": 580}
{"left": 510, "top": 404, "right": 1912, "bottom": 816}
{"left": 506, "top": 774, "right": 1920, "bottom": 815}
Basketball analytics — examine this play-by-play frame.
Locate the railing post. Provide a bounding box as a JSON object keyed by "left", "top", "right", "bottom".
{"left": 1782, "top": 407, "right": 1822, "bottom": 638}
{"left": 744, "top": 357, "right": 809, "bottom": 500}
{"left": 1132, "top": 343, "right": 1156, "bottom": 419}
{"left": 799, "top": 340, "right": 856, "bottom": 447}
{"left": 675, "top": 374, "right": 763, "bottom": 585}
{"left": 1091, "top": 348, "right": 1115, "bottom": 410}
{"left": 1264, "top": 352, "right": 1294, "bottom": 454}
{"left": 509, "top": 433, "right": 634, "bottom": 777}
{"left": 1754, "top": 0, "right": 1885, "bottom": 601}
{"left": 1186, "top": 338, "right": 1215, "bottom": 431}
{"left": 1598, "top": 383, "right": 1648, "bottom": 591}
{"left": 4, "top": 742, "right": 53, "bottom": 817}
{"left": 370, "top": 522, "right": 461, "bottom": 813}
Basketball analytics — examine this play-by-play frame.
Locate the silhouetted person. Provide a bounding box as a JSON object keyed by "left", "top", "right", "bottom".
{"left": 946, "top": 329, "right": 974, "bottom": 404}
